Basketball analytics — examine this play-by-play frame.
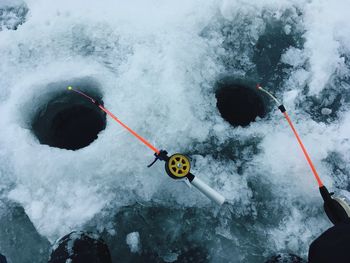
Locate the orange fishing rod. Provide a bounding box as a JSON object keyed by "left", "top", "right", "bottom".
{"left": 67, "top": 86, "right": 160, "bottom": 155}
{"left": 283, "top": 111, "right": 323, "bottom": 187}
{"left": 257, "top": 84, "right": 349, "bottom": 224}
{"left": 256, "top": 84, "right": 323, "bottom": 187}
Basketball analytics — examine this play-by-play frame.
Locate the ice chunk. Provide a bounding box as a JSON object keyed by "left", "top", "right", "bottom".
{"left": 321, "top": 108, "right": 332, "bottom": 115}
{"left": 0, "top": 200, "right": 50, "bottom": 263}
{"left": 162, "top": 252, "right": 179, "bottom": 263}
{"left": 126, "top": 232, "right": 141, "bottom": 254}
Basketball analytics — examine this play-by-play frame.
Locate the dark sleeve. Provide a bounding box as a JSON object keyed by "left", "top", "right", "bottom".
{"left": 0, "top": 254, "right": 7, "bottom": 263}
{"left": 309, "top": 219, "right": 350, "bottom": 263}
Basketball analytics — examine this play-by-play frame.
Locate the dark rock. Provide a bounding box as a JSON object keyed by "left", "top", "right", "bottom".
{"left": 48, "top": 231, "right": 112, "bottom": 263}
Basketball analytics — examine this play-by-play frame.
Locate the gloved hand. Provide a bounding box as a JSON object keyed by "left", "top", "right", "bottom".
{"left": 0, "top": 254, "right": 7, "bottom": 263}
{"left": 309, "top": 218, "right": 350, "bottom": 263}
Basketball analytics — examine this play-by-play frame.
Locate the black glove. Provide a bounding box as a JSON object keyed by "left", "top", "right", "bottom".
{"left": 309, "top": 218, "right": 350, "bottom": 263}
{"left": 0, "top": 254, "right": 7, "bottom": 263}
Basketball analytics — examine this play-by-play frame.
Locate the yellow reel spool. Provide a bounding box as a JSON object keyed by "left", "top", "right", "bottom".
{"left": 166, "top": 154, "right": 191, "bottom": 179}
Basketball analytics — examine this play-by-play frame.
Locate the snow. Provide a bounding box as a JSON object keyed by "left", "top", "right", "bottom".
{"left": 303, "top": 0, "right": 350, "bottom": 95}
{"left": 126, "top": 232, "right": 141, "bottom": 254}
{"left": 1, "top": 0, "right": 350, "bottom": 262}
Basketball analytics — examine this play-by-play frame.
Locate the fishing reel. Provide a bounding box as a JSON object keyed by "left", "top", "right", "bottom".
{"left": 148, "top": 151, "right": 193, "bottom": 181}
{"left": 320, "top": 186, "right": 350, "bottom": 225}
{"left": 148, "top": 150, "right": 191, "bottom": 179}
{"left": 148, "top": 150, "right": 225, "bottom": 205}
{"left": 165, "top": 154, "right": 191, "bottom": 179}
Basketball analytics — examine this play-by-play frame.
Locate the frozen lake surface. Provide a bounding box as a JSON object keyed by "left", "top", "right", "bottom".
{"left": 1, "top": 0, "right": 350, "bottom": 262}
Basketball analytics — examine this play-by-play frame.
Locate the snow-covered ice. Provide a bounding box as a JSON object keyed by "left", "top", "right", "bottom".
{"left": 1, "top": 0, "right": 350, "bottom": 262}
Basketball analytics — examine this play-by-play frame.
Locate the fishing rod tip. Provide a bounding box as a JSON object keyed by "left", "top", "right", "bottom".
{"left": 67, "top": 86, "right": 73, "bottom": 91}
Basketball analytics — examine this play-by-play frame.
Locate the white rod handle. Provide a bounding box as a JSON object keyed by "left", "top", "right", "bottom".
{"left": 190, "top": 176, "right": 225, "bottom": 206}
